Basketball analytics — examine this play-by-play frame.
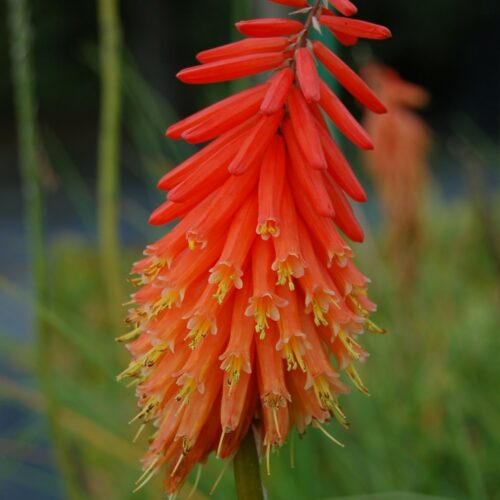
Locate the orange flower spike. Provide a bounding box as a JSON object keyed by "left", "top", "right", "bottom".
{"left": 209, "top": 195, "right": 258, "bottom": 303}
{"left": 260, "top": 67, "right": 295, "bottom": 115}
{"left": 197, "top": 37, "right": 292, "bottom": 64}
{"left": 257, "top": 135, "right": 287, "bottom": 239}
{"left": 315, "top": 115, "right": 367, "bottom": 202}
{"left": 272, "top": 183, "right": 306, "bottom": 290}
{"left": 166, "top": 84, "right": 267, "bottom": 140}
{"left": 313, "top": 41, "right": 386, "bottom": 114}
{"left": 328, "top": 0, "right": 358, "bottom": 17}
{"left": 296, "top": 47, "right": 321, "bottom": 103}
{"left": 287, "top": 86, "right": 327, "bottom": 170}
{"left": 177, "top": 52, "right": 287, "bottom": 85}
{"left": 236, "top": 18, "right": 304, "bottom": 38}
{"left": 318, "top": 15, "right": 392, "bottom": 41}
{"left": 324, "top": 173, "right": 365, "bottom": 243}
{"left": 228, "top": 108, "right": 285, "bottom": 176}
{"left": 247, "top": 237, "right": 288, "bottom": 338}
{"left": 282, "top": 118, "right": 334, "bottom": 217}
{"left": 319, "top": 80, "right": 374, "bottom": 150}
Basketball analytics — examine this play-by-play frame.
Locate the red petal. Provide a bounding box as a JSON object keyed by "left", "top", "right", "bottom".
{"left": 328, "top": 0, "right": 357, "bottom": 16}
{"left": 228, "top": 109, "right": 285, "bottom": 176}
{"left": 318, "top": 15, "right": 392, "bottom": 40}
{"left": 319, "top": 80, "right": 373, "bottom": 150}
{"left": 295, "top": 47, "right": 321, "bottom": 103}
{"left": 315, "top": 115, "right": 367, "bottom": 202}
{"left": 196, "top": 37, "right": 292, "bottom": 64}
{"left": 260, "top": 67, "right": 294, "bottom": 115}
{"left": 320, "top": 8, "right": 358, "bottom": 45}
{"left": 181, "top": 87, "right": 266, "bottom": 143}
{"left": 167, "top": 139, "right": 242, "bottom": 203}
{"left": 324, "top": 174, "right": 364, "bottom": 242}
{"left": 159, "top": 116, "right": 258, "bottom": 190}
{"left": 166, "top": 84, "right": 267, "bottom": 139}
{"left": 287, "top": 86, "right": 327, "bottom": 170}
{"left": 269, "top": 0, "right": 308, "bottom": 7}
{"left": 313, "top": 41, "right": 386, "bottom": 114}
{"left": 149, "top": 199, "right": 190, "bottom": 226}
{"left": 236, "top": 19, "right": 304, "bottom": 38}
{"left": 177, "top": 52, "right": 287, "bottom": 84}
{"left": 258, "top": 135, "right": 287, "bottom": 237}
{"left": 282, "top": 118, "right": 334, "bottom": 218}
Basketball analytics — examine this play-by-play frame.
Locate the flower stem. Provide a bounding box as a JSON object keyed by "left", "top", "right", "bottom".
{"left": 6, "top": 0, "right": 82, "bottom": 498}
{"left": 233, "top": 428, "right": 264, "bottom": 500}
{"left": 97, "top": 0, "right": 123, "bottom": 335}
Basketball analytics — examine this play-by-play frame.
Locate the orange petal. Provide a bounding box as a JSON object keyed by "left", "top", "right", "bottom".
{"left": 228, "top": 109, "right": 285, "bottom": 176}
{"left": 257, "top": 135, "right": 286, "bottom": 239}
{"left": 260, "top": 67, "right": 294, "bottom": 115}
{"left": 324, "top": 174, "right": 365, "bottom": 242}
{"left": 319, "top": 80, "right": 374, "bottom": 150}
{"left": 315, "top": 114, "right": 367, "bottom": 202}
{"left": 287, "top": 87, "right": 327, "bottom": 170}
{"left": 177, "top": 52, "right": 287, "bottom": 84}
{"left": 196, "top": 37, "right": 291, "bottom": 63}
{"left": 236, "top": 18, "right": 304, "bottom": 37}
{"left": 282, "top": 118, "right": 334, "bottom": 217}
{"left": 313, "top": 41, "right": 386, "bottom": 114}
{"left": 318, "top": 15, "right": 392, "bottom": 40}
{"left": 328, "top": 0, "right": 357, "bottom": 16}
{"left": 296, "top": 47, "right": 321, "bottom": 103}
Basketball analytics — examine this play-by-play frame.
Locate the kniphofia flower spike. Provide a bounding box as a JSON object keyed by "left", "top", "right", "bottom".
{"left": 120, "top": 0, "right": 390, "bottom": 495}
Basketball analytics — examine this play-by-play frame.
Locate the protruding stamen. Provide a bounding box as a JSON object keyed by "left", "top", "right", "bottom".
{"left": 345, "top": 363, "right": 370, "bottom": 395}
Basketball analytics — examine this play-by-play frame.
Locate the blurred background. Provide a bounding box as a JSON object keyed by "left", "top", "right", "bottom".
{"left": 0, "top": 0, "right": 499, "bottom": 499}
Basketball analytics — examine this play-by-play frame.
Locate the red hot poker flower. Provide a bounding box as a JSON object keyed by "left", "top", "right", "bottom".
{"left": 120, "top": 0, "right": 390, "bottom": 495}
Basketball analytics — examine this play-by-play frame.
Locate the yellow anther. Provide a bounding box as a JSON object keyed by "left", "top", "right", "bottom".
{"left": 365, "top": 318, "right": 386, "bottom": 334}
{"left": 283, "top": 337, "right": 306, "bottom": 372}
{"left": 276, "top": 261, "right": 295, "bottom": 291}
{"left": 224, "top": 355, "right": 242, "bottom": 391}
{"left": 175, "top": 378, "right": 196, "bottom": 408}
{"left": 186, "top": 317, "right": 211, "bottom": 349}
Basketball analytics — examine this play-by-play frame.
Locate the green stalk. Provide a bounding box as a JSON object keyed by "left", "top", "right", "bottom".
{"left": 233, "top": 429, "right": 264, "bottom": 500}
{"left": 97, "top": 0, "right": 123, "bottom": 335}
{"left": 6, "top": 0, "right": 82, "bottom": 498}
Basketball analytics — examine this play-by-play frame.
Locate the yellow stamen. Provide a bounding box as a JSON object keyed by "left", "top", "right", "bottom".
{"left": 152, "top": 289, "right": 181, "bottom": 315}
{"left": 115, "top": 326, "right": 141, "bottom": 343}
{"left": 272, "top": 407, "right": 281, "bottom": 440}
{"left": 266, "top": 443, "right": 272, "bottom": 476}
{"left": 209, "top": 460, "right": 230, "bottom": 495}
{"left": 128, "top": 395, "right": 160, "bottom": 424}
{"left": 171, "top": 452, "right": 185, "bottom": 478}
{"left": 175, "top": 378, "right": 196, "bottom": 408}
{"left": 216, "top": 430, "right": 226, "bottom": 459}
{"left": 276, "top": 261, "right": 295, "bottom": 291}
{"left": 283, "top": 337, "right": 306, "bottom": 372}
{"left": 338, "top": 330, "right": 362, "bottom": 361}
{"left": 313, "top": 420, "right": 344, "bottom": 448}
{"left": 133, "top": 455, "right": 160, "bottom": 492}
{"left": 224, "top": 355, "right": 242, "bottom": 392}
{"left": 186, "top": 317, "right": 211, "bottom": 350}
{"left": 187, "top": 466, "right": 202, "bottom": 500}
{"left": 365, "top": 318, "right": 386, "bottom": 334}
{"left": 346, "top": 364, "right": 370, "bottom": 395}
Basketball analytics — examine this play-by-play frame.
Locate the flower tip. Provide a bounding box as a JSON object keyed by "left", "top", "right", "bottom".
{"left": 148, "top": 209, "right": 164, "bottom": 226}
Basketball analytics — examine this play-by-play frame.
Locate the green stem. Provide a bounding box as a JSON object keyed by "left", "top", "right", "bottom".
{"left": 233, "top": 429, "right": 264, "bottom": 500}
{"left": 6, "top": 0, "right": 82, "bottom": 498}
{"left": 97, "top": 0, "right": 123, "bottom": 335}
